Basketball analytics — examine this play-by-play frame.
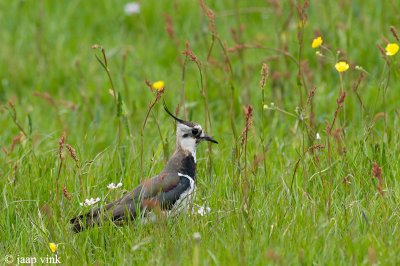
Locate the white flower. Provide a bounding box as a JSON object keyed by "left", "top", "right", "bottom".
{"left": 196, "top": 205, "right": 211, "bottom": 216}
{"left": 193, "top": 232, "right": 201, "bottom": 242}
{"left": 80, "top": 197, "right": 100, "bottom": 206}
{"left": 316, "top": 133, "right": 321, "bottom": 140}
{"left": 355, "top": 65, "right": 365, "bottom": 71}
{"left": 107, "top": 182, "right": 123, "bottom": 189}
{"left": 124, "top": 2, "right": 140, "bottom": 15}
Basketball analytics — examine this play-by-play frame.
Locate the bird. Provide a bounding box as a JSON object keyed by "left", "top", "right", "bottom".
{"left": 70, "top": 102, "right": 218, "bottom": 232}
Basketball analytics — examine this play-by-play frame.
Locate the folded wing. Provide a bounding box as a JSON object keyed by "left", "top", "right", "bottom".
{"left": 70, "top": 171, "right": 191, "bottom": 232}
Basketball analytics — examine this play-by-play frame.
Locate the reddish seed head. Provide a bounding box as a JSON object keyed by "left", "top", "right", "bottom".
{"left": 390, "top": 26, "right": 400, "bottom": 42}
{"left": 371, "top": 162, "right": 382, "bottom": 179}
{"left": 164, "top": 14, "right": 175, "bottom": 39}
{"left": 259, "top": 63, "right": 269, "bottom": 88}
{"left": 66, "top": 144, "right": 78, "bottom": 164}
{"left": 58, "top": 133, "right": 65, "bottom": 160}
{"left": 307, "top": 87, "right": 317, "bottom": 105}
{"left": 241, "top": 106, "right": 253, "bottom": 145}
{"left": 377, "top": 44, "right": 386, "bottom": 56}
{"left": 182, "top": 42, "right": 198, "bottom": 63}
{"left": 199, "top": 0, "right": 216, "bottom": 34}
{"left": 337, "top": 91, "right": 346, "bottom": 105}
{"left": 371, "top": 162, "right": 384, "bottom": 196}
{"left": 63, "top": 186, "right": 72, "bottom": 201}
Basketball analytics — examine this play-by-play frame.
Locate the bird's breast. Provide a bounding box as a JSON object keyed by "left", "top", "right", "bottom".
{"left": 169, "top": 173, "right": 196, "bottom": 215}
{"left": 179, "top": 155, "right": 196, "bottom": 178}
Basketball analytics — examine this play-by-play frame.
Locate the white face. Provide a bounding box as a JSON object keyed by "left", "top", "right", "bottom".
{"left": 176, "top": 123, "right": 203, "bottom": 156}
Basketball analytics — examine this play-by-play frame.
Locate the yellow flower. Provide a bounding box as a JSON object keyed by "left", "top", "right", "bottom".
{"left": 312, "top": 36, "right": 323, "bottom": 49}
{"left": 151, "top": 80, "right": 165, "bottom": 91}
{"left": 49, "top": 242, "right": 57, "bottom": 253}
{"left": 335, "top": 61, "right": 349, "bottom": 73}
{"left": 385, "top": 43, "right": 399, "bottom": 56}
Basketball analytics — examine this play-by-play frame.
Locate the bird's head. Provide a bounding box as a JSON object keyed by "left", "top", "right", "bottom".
{"left": 163, "top": 101, "right": 218, "bottom": 155}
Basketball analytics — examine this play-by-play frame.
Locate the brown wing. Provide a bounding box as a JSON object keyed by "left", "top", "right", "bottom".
{"left": 70, "top": 172, "right": 181, "bottom": 232}
{"left": 106, "top": 172, "right": 181, "bottom": 219}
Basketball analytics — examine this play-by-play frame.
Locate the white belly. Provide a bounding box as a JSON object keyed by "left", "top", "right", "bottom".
{"left": 169, "top": 173, "right": 196, "bottom": 215}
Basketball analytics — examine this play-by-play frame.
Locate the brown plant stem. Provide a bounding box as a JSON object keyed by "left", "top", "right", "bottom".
{"left": 141, "top": 85, "right": 164, "bottom": 177}
{"left": 92, "top": 45, "right": 121, "bottom": 143}
{"left": 56, "top": 133, "right": 65, "bottom": 201}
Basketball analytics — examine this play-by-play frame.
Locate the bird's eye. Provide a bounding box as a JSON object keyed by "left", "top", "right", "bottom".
{"left": 192, "top": 128, "right": 199, "bottom": 136}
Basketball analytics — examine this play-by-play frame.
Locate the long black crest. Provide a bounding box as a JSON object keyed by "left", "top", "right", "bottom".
{"left": 163, "top": 100, "right": 185, "bottom": 124}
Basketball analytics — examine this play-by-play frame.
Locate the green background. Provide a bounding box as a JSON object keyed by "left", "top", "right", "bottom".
{"left": 1, "top": 1, "right": 400, "bottom": 265}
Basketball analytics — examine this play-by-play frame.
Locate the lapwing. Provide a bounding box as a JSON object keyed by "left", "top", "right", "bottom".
{"left": 70, "top": 102, "right": 218, "bottom": 232}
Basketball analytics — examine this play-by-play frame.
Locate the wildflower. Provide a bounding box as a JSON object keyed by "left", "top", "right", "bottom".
{"left": 311, "top": 36, "right": 323, "bottom": 49}
{"left": 107, "top": 182, "right": 123, "bottom": 190}
{"left": 385, "top": 43, "right": 399, "bottom": 56}
{"left": 193, "top": 232, "right": 201, "bottom": 242}
{"left": 335, "top": 61, "right": 349, "bottom": 73}
{"left": 316, "top": 133, "right": 321, "bottom": 140}
{"left": 263, "top": 104, "right": 269, "bottom": 110}
{"left": 80, "top": 197, "right": 100, "bottom": 206}
{"left": 151, "top": 80, "right": 165, "bottom": 91}
{"left": 124, "top": 2, "right": 140, "bottom": 15}
{"left": 197, "top": 205, "right": 211, "bottom": 216}
{"left": 315, "top": 51, "right": 323, "bottom": 57}
{"left": 191, "top": 204, "right": 211, "bottom": 216}
{"left": 49, "top": 243, "right": 57, "bottom": 253}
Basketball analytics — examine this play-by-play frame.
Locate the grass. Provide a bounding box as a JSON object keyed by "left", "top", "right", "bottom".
{"left": 1, "top": 0, "right": 400, "bottom": 265}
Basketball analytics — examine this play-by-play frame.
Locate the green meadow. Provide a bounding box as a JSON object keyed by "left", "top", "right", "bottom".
{"left": 1, "top": 0, "right": 400, "bottom": 265}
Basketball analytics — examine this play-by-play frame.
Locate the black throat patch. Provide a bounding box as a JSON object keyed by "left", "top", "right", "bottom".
{"left": 179, "top": 155, "right": 196, "bottom": 178}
